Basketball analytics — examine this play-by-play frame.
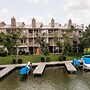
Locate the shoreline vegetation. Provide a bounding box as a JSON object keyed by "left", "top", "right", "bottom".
{"left": 0, "top": 53, "right": 85, "bottom": 65}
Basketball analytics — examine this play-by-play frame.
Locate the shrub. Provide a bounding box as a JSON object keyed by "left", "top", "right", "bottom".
{"left": 62, "top": 56, "right": 66, "bottom": 61}
{"left": 18, "top": 58, "right": 23, "bottom": 64}
{"left": 46, "top": 56, "right": 50, "bottom": 62}
{"left": 0, "top": 51, "right": 7, "bottom": 57}
{"left": 0, "top": 53, "right": 2, "bottom": 56}
{"left": 59, "top": 56, "right": 63, "bottom": 61}
{"left": 59, "top": 55, "right": 66, "bottom": 61}
{"left": 12, "top": 59, "right": 16, "bottom": 64}
{"left": 44, "top": 49, "right": 50, "bottom": 56}
{"left": 41, "top": 57, "right": 45, "bottom": 62}
{"left": 25, "top": 52, "right": 29, "bottom": 55}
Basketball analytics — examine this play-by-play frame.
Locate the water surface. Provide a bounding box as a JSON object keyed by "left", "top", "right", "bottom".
{"left": 0, "top": 67, "right": 90, "bottom": 90}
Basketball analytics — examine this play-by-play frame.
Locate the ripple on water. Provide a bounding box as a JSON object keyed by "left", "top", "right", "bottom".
{"left": 0, "top": 67, "right": 90, "bottom": 90}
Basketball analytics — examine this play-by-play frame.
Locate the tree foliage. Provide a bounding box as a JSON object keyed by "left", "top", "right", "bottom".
{"left": 81, "top": 25, "right": 90, "bottom": 48}
{"left": 61, "top": 28, "right": 73, "bottom": 54}
{"left": 79, "top": 24, "right": 90, "bottom": 53}
{"left": 0, "top": 30, "right": 20, "bottom": 56}
{"left": 36, "top": 35, "right": 50, "bottom": 56}
{"left": 53, "top": 34, "right": 62, "bottom": 52}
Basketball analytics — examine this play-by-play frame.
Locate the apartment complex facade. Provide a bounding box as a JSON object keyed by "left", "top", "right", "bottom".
{"left": 0, "top": 17, "right": 84, "bottom": 54}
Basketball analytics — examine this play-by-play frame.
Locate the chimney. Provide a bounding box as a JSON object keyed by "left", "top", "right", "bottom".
{"left": 81, "top": 24, "right": 84, "bottom": 28}
{"left": 32, "top": 17, "right": 36, "bottom": 27}
{"left": 11, "top": 17, "right": 16, "bottom": 26}
{"left": 51, "top": 18, "right": 55, "bottom": 27}
{"left": 68, "top": 19, "right": 72, "bottom": 27}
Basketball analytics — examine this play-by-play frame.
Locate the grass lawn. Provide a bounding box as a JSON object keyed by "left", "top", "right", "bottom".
{"left": 0, "top": 53, "right": 85, "bottom": 65}
{"left": 84, "top": 48, "right": 90, "bottom": 53}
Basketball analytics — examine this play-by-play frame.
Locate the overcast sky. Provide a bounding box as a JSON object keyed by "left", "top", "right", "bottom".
{"left": 0, "top": 0, "right": 90, "bottom": 26}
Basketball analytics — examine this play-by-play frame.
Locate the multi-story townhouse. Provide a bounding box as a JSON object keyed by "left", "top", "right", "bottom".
{"left": 0, "top": 17, "right": 84, "bottom": 54}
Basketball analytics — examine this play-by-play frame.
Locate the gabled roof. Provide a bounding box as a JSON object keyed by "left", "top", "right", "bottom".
{"left": 0, "top": 21, "right": 6, "bottom": 27}
{"left": 16, "top": 22, "right": 25, "bottom": 27}
{"left": 73, "top": 24, "right": 84, "bottom": 29}
{"left": 60, "top": 23, "right": 84, "bottom": 30}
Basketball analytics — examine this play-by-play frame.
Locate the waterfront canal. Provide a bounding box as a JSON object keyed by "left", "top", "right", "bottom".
{"left": 0, "top": 66, "right": 90, "bottom": 90}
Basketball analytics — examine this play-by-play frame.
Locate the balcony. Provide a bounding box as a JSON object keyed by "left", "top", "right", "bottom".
{"left": 54, "top": 32, "right": 58, "bottom": 36}
{"left": 49, "top": 39, "right": 53, "bottom": 45}
{"left": 34, "top": 33, "right": 38, "bottom": 37}
{"left": 19, "top": 43, "right": 27, "bottom": 47}
{"left": 28, "top": 33, "right": 33, "bottom": 37}
{"left": 50, "top": 42, "right": 54, "bottom": 45}
{"left": 28, "top": 41, "right": 33, "bottom": 45}
{"left": 42, "top": 32, "right": 47, "bottom": 36}
{"left": 33, "top": 43, "right": 39, "bottom": 46}
{"left": 48, "top": 32, "right": 53, "bottom": 37}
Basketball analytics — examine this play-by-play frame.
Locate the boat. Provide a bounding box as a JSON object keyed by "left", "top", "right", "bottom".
{"left": 20, "top": 62, "right": 32, "bottom": 75}
{"left": 81, "top": 55, "right": 90, "bottom": 70}
{"left": 72, "top": 58, "right": 80, "bottom": 68}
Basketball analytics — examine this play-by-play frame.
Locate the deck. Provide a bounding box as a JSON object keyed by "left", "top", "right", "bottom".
{"left": 64, "top": 61, "right": 77, "bottom": 73}
{"left": 0, "top": 65, "right": 16, "bottom": 78}
{"left": 33, "top": 63, "right": 46, "bottom": 75}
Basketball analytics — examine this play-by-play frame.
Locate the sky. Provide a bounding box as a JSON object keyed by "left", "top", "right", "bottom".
{"left": 0, "top": 0, "right": 90, "bottom": 26}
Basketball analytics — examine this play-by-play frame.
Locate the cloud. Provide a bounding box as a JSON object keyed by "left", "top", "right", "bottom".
{"left": 65, "top": 13, "right": 81, "bottom": 23}
{"left": 64, "top": 0, "right": 90, "bottom": 25}
{"left": 64, "top": 0, "right": 90, "bottom": 11}
{"left": 26, "top": 0, "right": 48, "bottom": 3}
{"left": 46, "top": 13, "right": 54, "bottom": 19}
{"left": 0, "top": 8, "right": 9, "bottom": 16}
{"left": 34, "top": 15, "right": 44, "bottom": 22}
{"left": 80, "top": 10, "right": 90, "bottom": 25}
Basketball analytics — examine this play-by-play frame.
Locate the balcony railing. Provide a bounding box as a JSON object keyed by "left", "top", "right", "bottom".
{"left": 29, "top": 42, "right": 33, "bottom": 45}
{"left": 48, "top": 33, "right": 53, "bottom": 37}
{"left": 19, "top": 43, "right": 27, "bottom": 45}
{"left": 28, "top": 33, "right": 33, "bottom": 37}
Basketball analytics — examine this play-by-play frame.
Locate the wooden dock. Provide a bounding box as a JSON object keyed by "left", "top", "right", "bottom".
{"left": 0, "top": 65, "right": 16, "bottom": 78}
{"left": 0, "top": 63, "right": 39, "bottom": 79}
{"left": 33, "top": 63, "right": 46, "bottom": 75}
{"left": 64, "top": 62, "right": 77, "bottom": 73}
{"left": 0, "top": 61, "right": 80, "bottom": 78}
{"left": 0, "top": 64, "right": 27, "bottom": 79}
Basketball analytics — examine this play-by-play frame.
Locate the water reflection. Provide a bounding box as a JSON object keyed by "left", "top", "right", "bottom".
{"left": 0, "top": 67, "right": 90, "bottom": 90}
{"left": 20, "top": 75, "right": 28, "bottom": 82}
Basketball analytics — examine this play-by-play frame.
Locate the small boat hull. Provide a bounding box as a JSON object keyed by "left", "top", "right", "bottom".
{"left": 72, "top": 59, "right": 80, "bottom": 68}
{"left": 81, "top": 55, "right": 90, "bottom": 70}
{"left": 20, "top": 66, "right": 31, "bottom": 75}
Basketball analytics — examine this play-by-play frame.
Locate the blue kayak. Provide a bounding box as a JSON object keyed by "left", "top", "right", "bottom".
{"left": 73, "top": 59, "right": 80, "bottom": 67}
{"left": 20, "top": 66, "right": 30, "bottom": 75}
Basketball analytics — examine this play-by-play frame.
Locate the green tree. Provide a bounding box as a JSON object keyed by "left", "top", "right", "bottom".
{"left": 0, "top": 30, "right": 20, "bottom": 58}
{"left": 11, "top": 30, "right": 20, "bottom": 58}
{"left": 79, "top": 24, "right": 90, "bottom": 53}
{"left": 53, "top": 34, "right": 62, "bottom": 53}
{"left": 61, "top": 28, "right": 73, "bottom": 55}
{"left": 0, "top": 32, "right": 14, "bottom": 55}
{"left": 36, "top": 35, "right": 50, "bottom": 61}
{"left": 71, "top": 27, "right": 80, "bottom": 53}
{"left": 36, "top": 35, "right": 50, "bottom": 55}
{"left": 0, "top": 32, "right": 4, "bottom": 45}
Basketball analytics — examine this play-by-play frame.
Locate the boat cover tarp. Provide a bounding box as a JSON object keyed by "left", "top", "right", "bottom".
{"left": 73, "top": 59, "right": 80, "bottom": 66}
{"left": 82, "top": 58, "right": 90, "bottom": 64}
{"left": 20, "top": 66, "right": 30, "bottom": 75}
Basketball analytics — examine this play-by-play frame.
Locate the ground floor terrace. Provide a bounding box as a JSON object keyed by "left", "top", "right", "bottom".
{"left": 19, "top": 46, "right": 61, "bottom": 55}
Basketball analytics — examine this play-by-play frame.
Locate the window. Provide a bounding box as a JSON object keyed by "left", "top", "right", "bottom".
{"left": 28, "top": 29, "right": 33, "bottom": 33}
{"left": 21, "top": 40, "right": 23, "bottom": 43}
